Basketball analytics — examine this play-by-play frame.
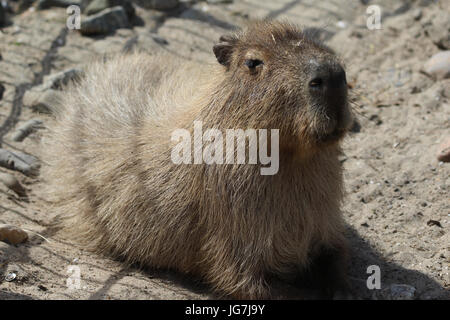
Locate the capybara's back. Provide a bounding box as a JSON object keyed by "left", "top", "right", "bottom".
{"left": 41, "top": 53, "right": 208, "bottom": 269}
{"left": 42, "top": 21, "right": 353, "bottom": 299}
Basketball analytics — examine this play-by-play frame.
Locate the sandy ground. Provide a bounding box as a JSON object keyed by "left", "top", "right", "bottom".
{"left": 0, "top": 0, "right": 448, "bottom": 299}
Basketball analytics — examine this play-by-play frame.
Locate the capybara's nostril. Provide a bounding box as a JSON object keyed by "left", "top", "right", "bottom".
{"left": 309, "top": 62, "right": 347, "bottom": 92}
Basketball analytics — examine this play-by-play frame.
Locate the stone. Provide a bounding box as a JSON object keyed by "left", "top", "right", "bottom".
{"left": 437, "top": 138, "right": 450, "bottom": 162}
{"left": 0, "top": 172, "right": 27, "bottom": 197}
{"left": 0, "top": 5, "right": 6, "bottom": 27}
{"left": 12, "top": 119, "right": 44, "bottom": 142}
{"left": 423, "top": 12, "right": 450, "bottom": 50}
{"left": 37, "top": 0, "right": 82, "bottom": 10}
{"left": 424, "top": 51, "right": 450, "bottom": 80}
{"left": 412, "top": 8, "right": 422, "bottom": 21}
{"left": 389, "top": 284, "right": 416, "bottom": 300}
{"left": 84, "top": 0, "right": 135, "bottom": 19}
{"left": 42, "top": 68, "right": 83, "bottom": 90}
{"left": 80, "top": 6, "right": 130, "bottom": 35}
{"left": 0, "top": 224, "right": 28, "bottom": 245}
{"left": 135, "top": 0, "right": 179, "bottom": 11}
{"left": 0, "top": 82, "right": 5, "bottom": 100}
{"left": 0, "top": 149, "right": 40, "bottom": 176}
{"left": 23, "top": 89, "right": 63, "bottom": 114}
{"left": 17, "top": 0, "right": 36, "bottom": 13}
{"left": 207, "top": 0, "right": 233, "bottom": 3}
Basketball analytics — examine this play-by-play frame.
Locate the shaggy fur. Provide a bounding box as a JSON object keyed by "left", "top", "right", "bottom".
{"left": 41, "top": 21, "right": 353, "bottom": 299}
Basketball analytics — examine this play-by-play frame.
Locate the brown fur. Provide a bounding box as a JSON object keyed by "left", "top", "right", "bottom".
{"left": 40, "top": 21, "right": 353, "bottom": 299}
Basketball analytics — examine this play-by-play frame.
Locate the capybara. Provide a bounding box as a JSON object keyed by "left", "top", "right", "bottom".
{"left": 41, "top": 20, "right": 353, "bottom": 299}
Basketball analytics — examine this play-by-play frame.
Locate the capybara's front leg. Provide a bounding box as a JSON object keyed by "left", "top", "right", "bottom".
{"left": 295, "top": 243, "right": 351, "bottom": 299}
{"left": 201, "top": 245, "right": 271, "bottom": 299}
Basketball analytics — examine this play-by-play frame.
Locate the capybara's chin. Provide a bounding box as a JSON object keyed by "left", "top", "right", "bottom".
{"left": 310, "top": 101, "right": 352, "bottom": 145}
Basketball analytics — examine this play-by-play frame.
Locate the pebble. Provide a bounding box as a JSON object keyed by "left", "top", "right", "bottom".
{"left": 17, "top": 0, "right": 35, "bottom": 12}
{"left": 151, "top": 34, "right": 168, "bottom": 45}
{"left": 0, "top": 172, "right": 27, "bottom": 197}
{"left": 0, "top": 224, "right": 28, "bottom": 245}
{"left": 389, "top": 284, "right": 416, "bottom": 300}
{"left": 23, "top": 89, "right": 62, "bottom": 114}
{"left": 0, "top": 149, "right": 40, "bottom": 176}
{"left": 37, "top": 0, "right": 82, "bottom": 10}
{"left": 136, "top": 0, "right": 179, "bottom": 10}
{"left": 207, "top": 0, "right": 233, "bottom": 3}
{"left": 85, "top": 0, "right": 135, "bottom": 19}
{"left": 423, "top": 51, "right": 450, "bottom": 80}
{"left": 0, "top": 5, "right": 5, "bottom": 27}
{"left": 0, "top": 82, "right": 4, "bottom": 100}
{"left": 437, "top": 138, "right": 450, "bottom": 162}
{"left": 427, "top": 219, "right": 442, "bottom": 228}
{"left": 42, "top": 68, "right": 83, "bottom": 91}
{"left": 5, "top": 272, "right": 17, "bottom": 282}
{"left": 412, "top": 8, "right": 422, "bottom": 21}
{"left": 22, "top": 68, "right": 82, "bottom": 114}
{"left": 12, "top": 119, "right": 44, "bottom": 142}
{"left": 80, "top": 6, "right": 129, "bottom": 35}
{"left": 336, "top": 21, "right": 347, "bottom": 29}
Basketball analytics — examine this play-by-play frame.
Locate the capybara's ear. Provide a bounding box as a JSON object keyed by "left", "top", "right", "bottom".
{"left": 213, "top": 34, "right": 237, "bottom": 67}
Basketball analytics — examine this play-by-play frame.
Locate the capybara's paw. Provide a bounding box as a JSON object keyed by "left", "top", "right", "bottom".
{"left": 294, "top": 245, "right": 350, "bottom": 299}
{"left": 332, "top": 288, "right": 354, "bottom": 300}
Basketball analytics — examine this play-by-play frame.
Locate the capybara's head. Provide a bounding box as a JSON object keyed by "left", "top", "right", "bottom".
{"left": 213, "top": 21, "right": 352, "bottom": 153}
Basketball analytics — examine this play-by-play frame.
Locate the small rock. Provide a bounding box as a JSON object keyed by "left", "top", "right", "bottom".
{"left": 27, "top": 68, "right": 83, "bottom": 94}
{"left": 0, "top": 149, "right": 40, "bottom": 176}
{"left": 437, "top": 138, "right": 450, "bottom": 162}
{"left": 80, "top": 6, "right": 129, "bottom": 35}
{"left": 38, "top": 285, "right": 48, "bottom": 291}
{"left": 424, "top": 51, "right": 450, "bottom": 80}
{"left": 17, "top": 0, "right": 36, "bottom": 12}
{"left": 12, "top": 119, "right": 44, "bottom": 142}
{"left": 0, "top": 6, "right": 5, "bottom": 27}
{"left": 43, "top": 68, "right": 83, "bottom": 91}
{"left": 349, "top": 119, "right": 361, "bottom": 133}
{"left": 0, "top": 172, "right": 27, "bottom": 197}
{"left": 207, "top": 0, "right": 233, "bottom": 3}
{"left": 5, "top": 272, "right": 17, "bottom": 282}
{"left": 37, "top": 0, "right": 82, "bottom": 10}
{"left": 0, "top": 82, "right": 5, "bottom": 100}
{"left": 23, "top": 89, "right": 62, "bottom": 114}
{"left": 336, "top": 20, "right": 347, "bottom": 29}
{"left": 427, "top": 219, "right": 442, "bottom": 228}
{"left": 423, "top": 13, "right": 450, "bottom": 50}
{"left": 84, "top": 0, "right": 135, "bottom": 19}
{"left": 369, "top": 114, "right": 382, "bottom": 125}
{"left": 151, "top": 34, "right": 168, "bottom": 45}
{"left": 412, "top": 8, "right": 422, "bottom": 21}
{"left": 389, "top": 284, "right": 416, "bottom": 300}
{"left": 0, "top": 224, "right": 28, "bottom": 245}
{"left": 135, "top": 0, "right": 179, "bottom": 11}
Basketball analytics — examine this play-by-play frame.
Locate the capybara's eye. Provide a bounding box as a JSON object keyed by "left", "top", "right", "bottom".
{"left": 309, "top": 77, "right": 323, "bottom": 88}
{"left": 244, "top": 59, "right": 264, "bottom": 69}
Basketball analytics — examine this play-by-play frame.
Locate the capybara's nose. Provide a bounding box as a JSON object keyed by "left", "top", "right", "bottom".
{"left": 308, "top": 61, "right": 347, "bottom": 92}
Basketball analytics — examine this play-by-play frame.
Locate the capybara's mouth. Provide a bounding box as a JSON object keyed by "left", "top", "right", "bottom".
{"left": 313, "top": 109, "right": 350, "bottom": 144}
{"left": 316, "top": 127, "right": 346, "bottom": 143}
{"left": 314, "top": 101, "right": 352, "bottom": 144}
